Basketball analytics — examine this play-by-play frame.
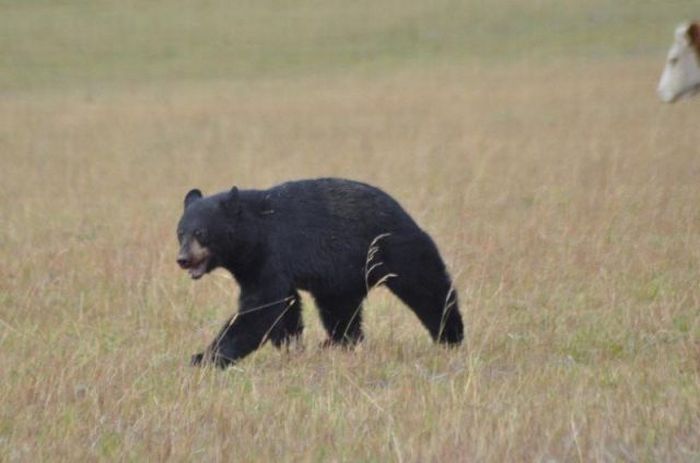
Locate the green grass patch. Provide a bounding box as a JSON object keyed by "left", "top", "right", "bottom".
{"left": 1, "top": 0, "right": 698, "bottom": 90}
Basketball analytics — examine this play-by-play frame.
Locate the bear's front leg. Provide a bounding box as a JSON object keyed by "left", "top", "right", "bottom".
{"left": 190, "top": 349, "right": 233, "bottom": 368}
{"left": 192, "top": 284, "right": 295, "bottom": 368}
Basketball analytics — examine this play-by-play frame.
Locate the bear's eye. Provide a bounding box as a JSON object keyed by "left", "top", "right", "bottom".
{"left": 193, "top": 229, "right": 206, "bottom": 242}
{"left": 177, "top": 229, "right": 184, "bottom": 242}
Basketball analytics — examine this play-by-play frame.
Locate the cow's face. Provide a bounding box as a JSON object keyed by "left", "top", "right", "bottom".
{"left": 657, "top": 22, "right": 700, "bottom": 103}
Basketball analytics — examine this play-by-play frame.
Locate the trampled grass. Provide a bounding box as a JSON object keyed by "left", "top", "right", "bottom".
{"left": 1, "top": 1, "right": 700, "bottom": 461}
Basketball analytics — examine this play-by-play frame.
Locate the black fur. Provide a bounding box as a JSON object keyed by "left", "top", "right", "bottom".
{"left": 177, "top": 178, "right": 463, "bottom": 368}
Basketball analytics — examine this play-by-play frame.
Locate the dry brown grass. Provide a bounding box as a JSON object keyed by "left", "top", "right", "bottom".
{"left": 2, "top": 58, "right": 699, "bottom": 461}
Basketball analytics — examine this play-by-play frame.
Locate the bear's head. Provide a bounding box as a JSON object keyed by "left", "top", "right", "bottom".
{"left": 176, "top": 187, "right": 240, "bottom": 279}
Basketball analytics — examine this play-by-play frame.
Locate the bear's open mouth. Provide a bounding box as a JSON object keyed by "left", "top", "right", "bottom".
{"left": 187, "top": 256, "right": 209, "bottom": 280}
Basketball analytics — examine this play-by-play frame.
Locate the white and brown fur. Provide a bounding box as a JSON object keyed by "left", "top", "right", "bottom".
{"left": 657, "top": 21, "right": 700, "bottom": 103}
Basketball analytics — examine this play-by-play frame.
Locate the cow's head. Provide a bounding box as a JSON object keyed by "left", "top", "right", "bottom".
{"left": 657, "top": 22, "right": 700, "bottom": 103}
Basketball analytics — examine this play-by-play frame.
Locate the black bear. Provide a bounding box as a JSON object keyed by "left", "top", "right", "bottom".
{"left": 176, "top": 178, "right": 463, "bottom": 368}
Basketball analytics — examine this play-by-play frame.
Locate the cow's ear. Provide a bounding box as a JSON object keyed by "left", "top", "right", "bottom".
{"left": 184, "top": 189, "right": 202, "bottom": 209}
{"left": 221, "top": 186, "right": 240, "bottom": 216}
{"left": 688, "top": 22, "right": 699, "bottom": 44}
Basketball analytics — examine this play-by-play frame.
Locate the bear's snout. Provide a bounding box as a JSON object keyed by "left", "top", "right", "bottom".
{"left": 176, "top": 241, "right": 211, "bottom": 280}
{"left": 176, "top": 256, "right": 191, "bottom": 269}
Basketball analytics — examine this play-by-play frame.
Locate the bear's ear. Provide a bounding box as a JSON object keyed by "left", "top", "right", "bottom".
{"left": 221, "top": 186, "right": 240, "bottom": 216}
{"left": 184, "top": 189, "right": 203, "bottom": 209}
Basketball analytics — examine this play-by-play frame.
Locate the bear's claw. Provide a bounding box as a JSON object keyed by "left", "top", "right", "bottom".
{"left": 191, "top": 351, "right": 234, "bottom": 369}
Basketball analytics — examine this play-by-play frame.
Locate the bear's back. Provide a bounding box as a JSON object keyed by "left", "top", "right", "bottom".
{"left": 267, "top": 178, "right": 418, "bottom": 235}
{"left": 258, "top": 178, "right": 424, "bottom": 290}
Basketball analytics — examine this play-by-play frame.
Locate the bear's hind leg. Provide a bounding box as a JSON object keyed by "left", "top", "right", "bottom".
{"left": 383, "top": 234, "right": 464, "bottom": 345}
{"left": 387, "top": 277, "right": 462, "bottom": 345}
{"left": 313, "top": 292, "right": 365, "bottom": 347}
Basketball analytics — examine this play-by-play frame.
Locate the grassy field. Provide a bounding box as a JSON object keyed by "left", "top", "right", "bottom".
{"left": 2, "top": 0, "right": 700, "bottom": 461}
